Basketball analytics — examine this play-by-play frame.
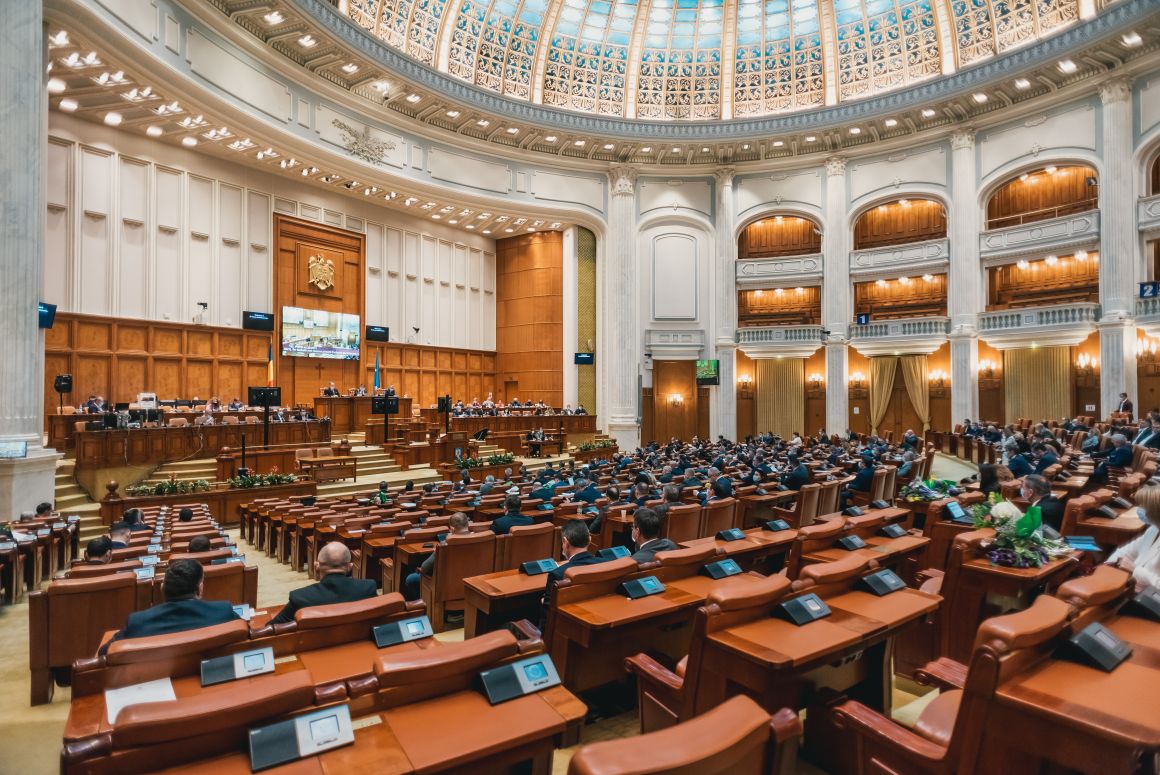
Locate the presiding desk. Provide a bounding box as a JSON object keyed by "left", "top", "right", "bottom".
{"left": 314, "top": 396, "right": 413, "bottom": 434}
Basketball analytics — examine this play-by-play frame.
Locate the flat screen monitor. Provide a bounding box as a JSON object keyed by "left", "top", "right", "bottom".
{"left": 38, "top": 302, "right": 57, "bottom": 329}
{"left": 574, "top": 352, "right": 594, "bottom": 365}
{"left": 248, "top": 386, "right": 281, "bottom": 407}
{"left": 281, "top": 306, "right": 360, "bottom": 360}
{"left": 242, "top": 310, "right": 275, "bottom": 331}
{"left": 695, "top": 359, "right": 720, "bottom": 386}
{"left": 365, "top": 325, "right": 390, "bottom": 342}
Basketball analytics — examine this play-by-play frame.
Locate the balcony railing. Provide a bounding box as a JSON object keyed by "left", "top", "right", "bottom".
{"left": 979, "top": 210, "right": 1100, "bottom": 262}
{"left": 736, "top": 325, "right": 825, "bottom": 358}
{"left": 848, "top": 317, "right": 950, "bottom": 356}
{"left": 736, "top": 254, "right": 823, "bottom": 287}
{"left": 978, "top": 302, "right": 1100, "bottom": 347}
{"left": 985, "top": 199, "right": 1098, "bottom": 230}
{"left": 849, "top": 238, "right": 949, "bottom": 277}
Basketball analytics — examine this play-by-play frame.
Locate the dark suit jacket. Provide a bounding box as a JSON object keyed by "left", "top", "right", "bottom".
{"left": 491, "top": 513, "right": 534, "bottom": 535}
{"left": 128, "top": 522, "right": 152, "bottom": 532}
{"left": 1100, "top": 446, "right": 1134, "bottom": 468}
{"left": 546, "top": 551, "right": 606, "bottom": 587}
{"left": 631, "top": 538, "right": 679, "bottom": 564}
{"left": 103, "top": 599, "right": 238, "bottom": 652}
{"left": 1007, "top": 455, "right": 1033, "bottom": 477}
{"left": 782, "top": 465, "right": 810, "bottom": 492}
{"left": 573, "top": 485, "right": 601, "bottom": 504}
{"left": 1032, "top": 495, "right": 1066, "bottom": 533}
{"left": 850, "top": 467, "right": 875, "bottom": 492}
{"left": 270, "top": 573, "right": 378, "bottom": 624}
{"left": 323, "top": 388, "right": 340, "bottom": 396}
{"left": 1034, "top": 452, "right": 1059, "bottom": 475}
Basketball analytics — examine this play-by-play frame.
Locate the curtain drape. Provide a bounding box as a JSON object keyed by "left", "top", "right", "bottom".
{"left": 1004, "top": 346, "right": 1070, "bottom": 425}
{"left": 755, "top": 358, "right": 804, "bottom": 439}
{"left": 899, "top": 355, "right": 931, "bottom": 433}
{"left": 869, "top": 357, "right": 898, "bottom": 436}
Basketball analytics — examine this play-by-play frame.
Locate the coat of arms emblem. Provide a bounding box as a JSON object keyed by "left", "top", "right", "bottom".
{"left": 307, "top": 255, "right": 336, "bottom": 291}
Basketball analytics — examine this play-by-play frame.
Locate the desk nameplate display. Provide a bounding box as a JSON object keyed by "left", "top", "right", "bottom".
{"left": 249, "top": 704, "right": 355, "bottom": 771}
{"left": 880, "top": 524, "right": 908, "bottom": 539}
{"left": 139, "top": 554, "right": 160, "bottom": 567}
{"left": 134, "top": 566, "right": 155, "bottom": 581}
{"left": 1058, "top": 622, "right": 1132, "bottom": 672}
{"left": 763, "top": 519, "right": 792, "bottom": 532}
{"left": 716, "top": 528, "right": 746, "bottom": 541}
{"left": 519, "top": 558, "right": 558, "bottom": 575}
{"left": 598, "top": 546, "right": 631, "bottom": 560}
{"left": 775, "top": 593, "right": 831, "bottom": 625}
{"left": 619, "top": 575, "right": 665, "bottom": 599}
{"left": 479, "top": 654, "right": 562, "bottom": 705}
{"left": 373, "top": 615, "right": 434, "bottom": 648}
{"left": 856, "top": 569, "right": 907, "bottom": 596}
{"left": 836, "top": 535, "right": 867, "bottom": 551}
{"left": 200, "top": 646, "right": 275, "bottom": 687}
{"left": 702, "top": 559, "right": 742, "bottom": 579}
{"left": 1122, "top": 588, "right": 1160, "bottom": 622}
{"left": 945, "top": 501, "right": 971, "bottom": 524}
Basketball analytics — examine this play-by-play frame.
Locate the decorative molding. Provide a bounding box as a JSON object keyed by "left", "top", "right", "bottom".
{"left": 950, "top": 129, "right": 975, "bottom": 150}
{"left": 644, "top": 328, "right": 705, "bottom": 359}
{"left": 737, "top": 325, "right": 825, "bottom": 359}
{"left": 849, "top": 238, "right": 950, "bottom": 279}
{"left": 979, "top": 211, "right": 1101, "bottom": 263}
{"left": 736, "top": 254, "right": 824, "bottom": 287}
{"left": 1098, "top": 76, "right": 1132, "bottom": 105}
{"left": 825, "top": 156, "right": 848, "bottom": 177}
{"left": 609, "top": 165, "right": 639, "bottom": 196}
{"left": 978, "top": 302, "right": 1100, "bottom": 348}
{"left": 849, "top": 316, "right": 950, "bottom": 356}
{"left": 1138, "top": 193, "right": 1160, "bottom": 236}
{"left": 331, "top": 119, "right": 397, "bottom": 166}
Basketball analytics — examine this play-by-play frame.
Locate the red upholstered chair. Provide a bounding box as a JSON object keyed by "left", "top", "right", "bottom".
{"left": 420, "top": 530, "right": 497, "bottom": 631}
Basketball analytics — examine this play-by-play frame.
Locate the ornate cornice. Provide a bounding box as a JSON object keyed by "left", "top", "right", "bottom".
{"left": 825, "top": 156, "right": 848, "bottom": 177}
{"left": 288, "top": 0, "right": 1158, "bottom": 141}
{"left": 608, "top": 165, "right": 638, "bottom": 196}
{"left": 1098, "top": 76, "right": 1132, "bottom": 105}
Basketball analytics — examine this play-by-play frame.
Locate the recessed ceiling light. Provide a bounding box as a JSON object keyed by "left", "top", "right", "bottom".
{"left": 506, "top": 127, "right": 519, "bottom": 134}
{"left": 445, "top": 110, "right": 460, "bottom": 118}
{"left": 103, "top": 111, "right": 122, "bottom": 126}
{"left": 922, "top": 274, "right": 933, "bottom": 282}
{"left": 899, "top": 199, "right": 910, "bottom": 207}
{"left": 58, "top": 97, "right": 78, "bottom": 112}
{"left": 1045, "top": 165, "right": 1057, "bottom": 174}
{"left": 263, "top": 10, "right": 284, "bottom": 25}
{"left": 432, "top": 214, "right": 441, "bottom": 219}
{"left": 341, "top": 63, "right": 359, "bottom": 74}
{"left": 573, "top": 140, "right": 585, "bottom": 146}
{"left": 972, "top": 92, "right": 988, "bottom": 103}
{"left": 544, "top": 135, "right": 557, "bottom": 142}
{"left": 527, "top": 227, "right": 535, "bottom": 232}
{"left": 804, "top": 136, "right": 816, "bottom": 142}
{"left": 405, "top": 93, "right": 421, "bottom": 103}
{"left": 48, "top": 30, "right": 70, "bottom": 47}
{"left": 466, "top": 224, "right": 475, "bottom": 229}
{"left": 604, "top": 143, "right": 615, "bottom": 150}
{"left": 701, "top": 146, "right": 710, "bottom": 152}
{"left": 154, "top": 101, "right": 181, "bottom": 115}
{"left": 449, "top": 219, "right": 458, "bottom": 224}
{"left": 297, "top": 34, "right": 316, "bottom": 48}
{"left": 640, "top": 146, "right": 651, "bottom": 152}
{"left": 849, "top": 127, "right": 861, "bottom": 135}
{"left": 301, "top": 166, "right": 318, "bottom": 176}
{"left": 772, "top": 140, "right": 784, "bottom": 147}
{"left": 46, "top": 78, "right": 66, "bottom": 94}
{"left": 122, "top": 86, "right": 154, "bottom": 102}
{"left": 1020, "top": 173, "right": 1030, "bottom": 181}
{"left": 1058, "top": 59, "right": 1077, "bottom": 74}
{"left": 671, "top": 147, "right": 681, "bottom": 153}
{"left": 62, "top": 51, "right": 101, "bottom": 69}
{"left": 921, "top": 108, "right": 936, "bottom": 118}
{"left": 1122, "top": 31, "right": 1143, "bottom": 47}
{"left": 1075, "top": 250, "right": 1088, "bottom": 261}
{"left": 884, "top": 118, "right": 898, "bottom": 127}
{"left": 372, "top": 80, "right": 390, "bottom": 93}
{"left": 146, "top": 125, "right": 163, "bottom": 137}
{"left": 476, "top": 118, "right": 490, "bottom": 127}
{"left": 504, "top": 228, "right": 514, "bottom": 233}
{"left": 1014, "top": 77, "right": 1031, "bottom": 90}
{"left": 482, "top": 229, "right": 491, "bottom": 234}
{"left": 181, "top": 136, "right": 198, "bottom": 147}
{"left": 228, "top": 138, "right": 255, "bottom": 151}
{"left": 1017, "top": 260, "right": 1030, "bottom": 270}
{"left": 741, "top": 143, "right": 750, "bottom": 150}
{"left": 876, "top": 279, "right": 887, "bottom": 287}
{"left": 1045, "top": 255, "right": 1058, "bottom": 265}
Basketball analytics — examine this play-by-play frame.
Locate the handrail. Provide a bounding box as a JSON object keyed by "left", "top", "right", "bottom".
{"left": 985, "top": 198, "right": 1098, "bottom": 230}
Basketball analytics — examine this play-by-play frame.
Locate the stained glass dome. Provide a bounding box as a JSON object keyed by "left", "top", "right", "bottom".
{"left": 344, "top": 0, "right": 1082, "bottom": 120}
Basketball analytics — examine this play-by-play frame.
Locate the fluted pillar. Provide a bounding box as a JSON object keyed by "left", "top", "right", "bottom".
{"left": 948, "top": 129, "right": 981, "bottom": 422}
{"left": 822, "top": 157, "right": 850, "bottom": 435}
{"left": 1098, "top": 78, "right": 1137, "bottom": 416}
{"left": 0, "top": 2, "right": 61, "bottom": 516}
{"left": 713, "top": 168, "right": 738, "bottom": 440}
{"left": 604, "top": 166, "right": 641, "bottom": 450}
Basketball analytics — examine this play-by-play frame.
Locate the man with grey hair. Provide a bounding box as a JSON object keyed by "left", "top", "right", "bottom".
{"left": 270, "top": 541, "right": 377, "bottom": 624}
{"left": 1091, "top": 433, "right": 1133, "bottom": 484}
{"left": 480, "top": 474, "right": 497, "bottom": 495}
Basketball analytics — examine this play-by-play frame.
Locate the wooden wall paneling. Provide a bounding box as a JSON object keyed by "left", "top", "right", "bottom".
{"left": 736, "top": 350, "right": 755, "bottom": 440}
{"left": 805, "top": 348, "right": 827, "bottom": 435}
{"left": 641, "top": 387, "right": 655, "bottom": 445}
{"left": 928, "top": 342, "right": 951, "bottom": 432}
{"left": 651, "top": 360, "right": 698, "bottom": 442}
{"left": 853, "top": 199, "right": 946, "bottom": 250}
{"left": 977, "top": 339, "right": 1005, "bottom": 424}
{"left": 495, "top": 232, "right": 563, "bottom": 405}
{"left": 848, "top": 348, "right": 871, "bottom": 435}
{"left": 697, "top": 387, "right": 711, "bottom": 440}
{"left": 153, "top": 358, "right": 183, "bottom": 400}
{"left": 738, "top": 287, "right": 822, "bottom": 326}
{"left": 1071, "top": 332, "right": 1101, "bottom": 418}
{"left": 738, "top": 216, "right": 821, "bottom": 259}
{"left": 115, "top": 356, "right": 149, "bottom": 401}
{"left": 985, "top": 165, "right": 1098, "bottom": 229}
{"left": 854, "top": 275, "right": 948, "bottom": 319}
{"left": 986, "top": 255, "right": 1099, "bottom": 310}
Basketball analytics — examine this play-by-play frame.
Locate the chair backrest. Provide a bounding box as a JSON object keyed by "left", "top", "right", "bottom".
{"left": 567, "top": 695, "right": 799, "bottom": 775}
{"left": 880, "top": 466, "right": 897, "bottom": 505}
{"left": 700, "top": 498, "right": 738, "bottom": 537}
{"left": 221, "top": 415, "right": 240, "bottom": 425}
{"left": 432, "top": 531, "right": 497, "bottom": 602}
{"left": 661, "top": 503, "right": 702, "bottom": 543}
{"left": 497, "top": 522, "right": 558, "bottom": 570}
{"left": 167, "top": 417, "right": 188, "bottom": 428}
{"left": 66, "top": 559, "right": 144, "bottom": 578}
{"left": 793, "top": 483, "right": 821, "bottom": 528}
{"left": 870, "top": 468, "right": 888, "bottom": 501}
{"left": 816, "top": 479, "right": 841, "bottom": 517}
{"left": 188, "top": 562, "right": 256, "bottom": 607}
{"left": 31, "top": 573, "right": 142, "bottom": 675}
{"left": 85, "top": 619, "right": 251, "bottom": 692}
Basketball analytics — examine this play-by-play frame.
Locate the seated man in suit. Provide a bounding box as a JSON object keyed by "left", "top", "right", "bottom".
{"left": 177, "top": 507, "right": 195, "bottom": 523}
{"left": 384, "top": 384, "right": 397, "bottom": 398}
{"left": 270, "top": 542, "right": 377, "bottom": 624}
{"left": 630, "top": 507, "right": 677, "bottom": 564}
{"left": 781, "top": 455, "right": 811, "bottom": 491}
{"left": 227, "top": 397, "right": 244, "bottom": 411}
{"left": 403, "top": 513, "right": 471, "bottom": 601}
{"left": 1021, "top": 474, "right": 1064, "bottom": 534}
{"left": 1032, "top": 442, "right": 1059, "bottom": 475}
{"left": 102, "top": 560, "right": 239, "bottom": 652}
{"left": 491, "top": 493, "right": 534, "bottom": 535}
{"left": 322, "top": 382, "right": 340, "bottom": 397}
{"left": 81, "top": 536, "right": 113, "bottom": 565}
{"left": 1091, "top": 433, "right": 1133, "bottom": 483}
{"left": 1007, "top": 451, "right": 1034, "bottom": 478}
{"left": 572, "top": 477, "right": 602, "bottom": 505}
{"left": 122, "top": 508, "right": 151, "bottom": 532}
{"left": 545, "top": 521, "right": 604, "bottom": 595}
{"left": 901, "top": 429, "right": 920, "bottom": 451}
{"left": 841, "top": 458, "right": 877, "bottom": 509}
{"left": 109, "top": 521, "right": 132, "bottom": 549}
{"left": 187, "top": 535, "right": 213, "bottom": 553}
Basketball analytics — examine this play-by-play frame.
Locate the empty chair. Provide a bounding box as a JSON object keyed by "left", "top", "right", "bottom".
{"left": 660, "top": 503, "right": 702, "bottom": 543}
{"left": 772, "top": 483, "right": 820, "bottom": 528}
{"left": 700, "top": 497, "right": 738, "bottom": 537}
{"left": 816, "top": 479, "right": 841, "bottom": 516}
{"left": 496, "top": 522, "right": 559, "bottom": 570}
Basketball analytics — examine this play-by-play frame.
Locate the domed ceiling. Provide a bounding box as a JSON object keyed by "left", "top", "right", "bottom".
{"left": 345, "top": 0, "right": 1081, "bottom": 120}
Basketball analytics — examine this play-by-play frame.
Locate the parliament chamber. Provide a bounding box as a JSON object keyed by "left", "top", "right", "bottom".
{"left": 5, "top": 0, "right": 1160, "bottom": 772}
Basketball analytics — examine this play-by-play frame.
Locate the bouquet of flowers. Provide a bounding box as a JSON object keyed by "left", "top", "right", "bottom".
{"left": 970, "top": 496, "right": 1071, "bottom": 568}
{"left": 899, "top": 478, "right": 960, "bottom": 503}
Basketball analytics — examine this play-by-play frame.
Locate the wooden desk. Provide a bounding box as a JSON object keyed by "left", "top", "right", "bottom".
{"left": 314, "top": 396, "right": 414, "bottom": 434}
{"left": 680, "top": 527, "right": 797, "bottom": 573}
{"left": 299, "top": 456, "right": 359, "bottom": 483}
{"left": 1071, "top": 507, "right": 1147, "bottom": 553}
{"left": 463, "top": 569, "right": 548, "bottom": 638}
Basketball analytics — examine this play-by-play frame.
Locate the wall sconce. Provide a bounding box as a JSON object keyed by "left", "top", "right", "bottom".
{"left": 1139, "top": 337, "right": 1160, "bottom": 376}
{"left": 1075, "top": 353, "right": 1098, "bottom": 374}
{"left": 929, "top": 368, "right": 949, "bottom": 398}
{"left": 977, "top": 359, "right": 998, "bottom": 379}
{"left": 737, "top": 374, "right": 754, "bottom": 399}
{"left": 808, "top": 373, "right": 824, "bottom": 389}
{"left": 668, "top": 393, "right": 684, "bottom": 407}
{"left": 848, "top": 371, "right": 868, "bottom": 399}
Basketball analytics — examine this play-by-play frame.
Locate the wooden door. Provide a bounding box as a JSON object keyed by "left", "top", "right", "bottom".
{"left": 879, "top": 368, "right": 921, "bottom": 440}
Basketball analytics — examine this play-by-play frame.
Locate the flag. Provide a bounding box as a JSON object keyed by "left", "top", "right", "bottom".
{"left": 267, "top": 342, "right": 274, "bottom": 387}
{"left": 373, "top": 351, "right": 381, "bottom": 391}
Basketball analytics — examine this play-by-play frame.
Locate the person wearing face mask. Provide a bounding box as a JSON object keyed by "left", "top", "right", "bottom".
{"left": 1020, "top": 474, "right": 1064, "bottom": 534}
{"left": 1108, "top": 483, "right": 1160, "bottom": 594}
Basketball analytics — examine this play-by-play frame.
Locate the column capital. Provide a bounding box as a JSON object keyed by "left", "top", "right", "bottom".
{"left": 714, "top": 166, "right": 736, "bottom": 187}
{"left": 950, "top": 129, "right": 976, "bottom": 150}
{"left": 825, "top": 156, "right": 848, "bottom": 177}
{"left": 608, "top": 165, "right": 639, "bottom": 196}
{"left": 1098, "top": 77, "right": 1132, "bottom": 106}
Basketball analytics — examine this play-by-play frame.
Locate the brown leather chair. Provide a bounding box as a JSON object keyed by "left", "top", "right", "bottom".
{"left": 495, "top": 522, "right": 559, "bottom": 570}
{"left": 420, "top": 531, "right": 497, "bottom": 631}
{"left": 66, "top": 559, "right": 144, "bottom": 578}
{"left": 165, "top": 548, "right": 235, "bottom": 565}
{"left": 162, "top": 562, "right": 257, "bottom": 607}
{"left": 659, "top": 502, "right": 701, "bottom": 543}
{"left": 568, "top": 695, "right": 800, "bottom": 775}
{"left": 772, "top": 483, "right": 820, "bottom": 528}
{"left": 29, "top": 573, "right": 149, "bottom": 705}
{"left": 700, "top": 497, "right": 738, "bottom": 537}
{"left": 849, "top": 468, "right": 887, "bottom": 507}
{"left": 379, "top": 525, "right": 446, "bottom": 593}
{"left": 829, "top": 595, "right": 1073, "bottom": 774}
{"left": 783, "top": 516, "right": 847, "bottom": 579}
{"left": 816, "top": 478, "right": 842, "bottom": 516}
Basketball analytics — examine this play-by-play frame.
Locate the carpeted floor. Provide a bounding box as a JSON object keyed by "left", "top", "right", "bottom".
{"left": 5, "top": 458, "right": 971, "bottom": 772}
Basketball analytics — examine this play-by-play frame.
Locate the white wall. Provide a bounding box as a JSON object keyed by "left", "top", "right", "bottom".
{"left": 45, "top": 113, "right": 496, "bottom": 350}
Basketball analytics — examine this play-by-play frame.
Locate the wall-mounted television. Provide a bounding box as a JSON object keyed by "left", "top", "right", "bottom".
{"left": 695, "top": 359, "right": 720, "bottom": 386}
{"left": 242, "top": 310, "right": 275, "bottom": 331}
{"left": 574, "top": 352, "right": 595, "bottom": 365}
{"left": 365, "top": 325, "right": 390, "bottom": 342}
{"left": 38, "top": 302, "right": 57, "bottom": 329}
{"left": 281, "top": 306, "right": 360, "bottom": 360}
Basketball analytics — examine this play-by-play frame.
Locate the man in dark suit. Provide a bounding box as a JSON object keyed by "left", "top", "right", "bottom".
{"left": 403, "top": 513, "right": 471, "bottom": 601}
{"left": 270, "top": 542, "right": 377, "bottom": 624}
{"left": 1130, "top": 419, "right": 1154, "bottom": 446}
{"left": 545, "top": 521, "right": 606, "bottom": 591}
{"left": 82, "top": 536, "right": 113, "bottom": 565}
{"left": 491, "top": 493, "right": 534, "bottom": 535}
{"left": 1022, "top": 475, "right": 1065, "bottom": 534}
{"left": 101, "top": 560, "right": 239, "bottom": 652}
{"left": 1118, "top": 393, "right": 1134, "bottom": 420}
{"left": 781, "top": 456, "right": 810, "bottom": 492}
{"left": 122, "top": 508, "right": 151, "bottom": 532}
{"left": 84, "top": 395, "right": 106, "bottom": 414}
{"left": 629, "top": 508, "right": 678, "bottom": 564}
{"left": 1091, "top": 434, "right": 1133, "bottom": 484}
{"left": 109, "top": 521, "right": 131, "bottom": 549}
{"left": 572, "top": 477, "right": 602, "bottom": 505}
{"left": 322, "top": 382, "right": 340, "bottom": 397}
{"left": 841, "top": 458, "right": 876, "bottom": 509}
{"left": 1145, "top": 420, "right": 1160, "bottom": 450}
{"left": 1032, "top": 443, "right": 1058, "bottom": 475}
{"left": 1007, "top": 452, "right": 1034, "bottom": 478}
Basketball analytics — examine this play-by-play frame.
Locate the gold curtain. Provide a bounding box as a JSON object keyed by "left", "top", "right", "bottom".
{"left": 755, "top": 358, "right": 804, "bottom": 439}
{"left": 1004, "top": 346, "right": 1071, "bottom": 424}
{"left": 869, "top": 357, "right": 898, "bottom": 435}
{"left": 899, "top": 355, "right": 931, "bottom": 432}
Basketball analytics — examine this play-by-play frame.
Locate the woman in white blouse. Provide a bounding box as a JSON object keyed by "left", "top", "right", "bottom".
{"left": 1108, "top": 483, "right": 1160, "bottom": 593}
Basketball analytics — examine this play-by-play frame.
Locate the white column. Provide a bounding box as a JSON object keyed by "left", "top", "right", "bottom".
{"left": 713, "top": 167, "right": 738, "bottom": 440}
{"left": 561, "top": 226, "right": 578, "bottom": 407}
{"left": 822, "top": 156, "right": 850, "bottom": 435}
{"left": 0, "top": 2, "right": 61, "bottom": 517}
{"left": 948, "top": 129, "right": 982, "bottom": 422}
{"left": 1098, "top": 77, "right": 1137, "bottom": 415}
{"left": 604, "top": 166, "right": 641, "bottom": 450}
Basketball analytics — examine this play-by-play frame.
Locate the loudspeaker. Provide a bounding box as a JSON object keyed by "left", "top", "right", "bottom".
{"left": 54, "top": 374, "right": 73, "bottom": 394}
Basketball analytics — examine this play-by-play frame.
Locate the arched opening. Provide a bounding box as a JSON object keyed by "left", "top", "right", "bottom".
{"left": 985, "top": 164, "right": 1098, "bottom": 230}
{"left": 986, "top": 251, "right": 1100, "bottom": 310}
{"left": 853, "top": 198, "right": 946, "bottom": 250}
{"left": 1149, "top": 154, "right": 1160, "bottom": 280}
{"left": 854, "top": 273, "right": 948, "bottom": 320}
{"left": 738, "top": 214, "right": 821, "bottom": 258}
